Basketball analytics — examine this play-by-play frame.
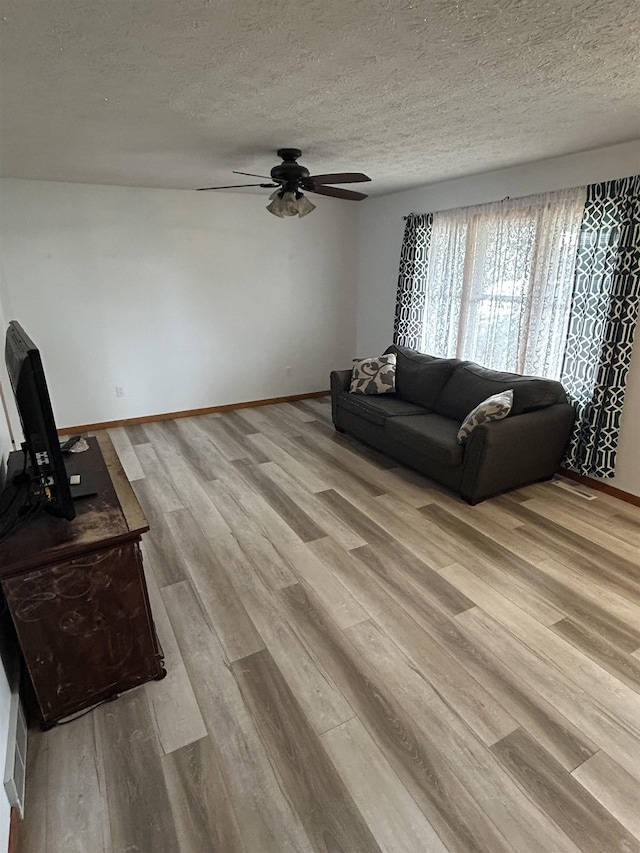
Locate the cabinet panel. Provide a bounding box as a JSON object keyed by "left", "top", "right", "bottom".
{"left": 3, "top": 542, "right": 164, "bottom": 722}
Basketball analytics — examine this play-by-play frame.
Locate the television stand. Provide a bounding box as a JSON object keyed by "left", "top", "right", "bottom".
{"left": 0, "top": 434, "right": 165, "bottom": 728}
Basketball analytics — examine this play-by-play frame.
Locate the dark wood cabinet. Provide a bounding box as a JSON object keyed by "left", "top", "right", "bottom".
{"left": 0, "top": 434, "right": 165, "bottom": 727}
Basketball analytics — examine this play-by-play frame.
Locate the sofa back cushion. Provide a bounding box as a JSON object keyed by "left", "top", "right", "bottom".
{"left": 435, "top": 362, "right": 567, "bottom": 420}
{"left": 385, "top": 345, "right": 459, "bottom": 409}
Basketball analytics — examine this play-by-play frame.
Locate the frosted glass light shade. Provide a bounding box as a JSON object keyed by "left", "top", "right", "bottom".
{"left": 266, "top": 191, "right": 297, "bottom": 217}
{"left": 296, "top": 194, "right": 316, "bottom": 217}
{"left": 266, "top": 190, "right": 316, "bottom": 218}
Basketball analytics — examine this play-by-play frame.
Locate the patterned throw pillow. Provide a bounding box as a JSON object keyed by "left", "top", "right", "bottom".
{"left": 350, "top": 353, "right": 397, "bottom": 395}
{"left": 457, "top": 389, "right": 513, "bottom": 444}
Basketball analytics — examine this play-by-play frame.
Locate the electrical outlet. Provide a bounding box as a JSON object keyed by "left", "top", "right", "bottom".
{"left": 285, "top": 366, "right": 293, "bottom": 375}
{"left": 115, "top": 386, "right": 125, "bottom": 398}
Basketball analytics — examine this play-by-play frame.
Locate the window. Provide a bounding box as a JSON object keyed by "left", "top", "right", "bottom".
{"left": 420, "top": 187, "right": 586, "bottom": 379}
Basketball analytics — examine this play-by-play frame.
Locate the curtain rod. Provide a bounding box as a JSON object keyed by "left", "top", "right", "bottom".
{"left": 403, "top": 196, "right": 513, "bottom": 219}
{"left": 401, "top": 172, "right": 637, "bottom": 220}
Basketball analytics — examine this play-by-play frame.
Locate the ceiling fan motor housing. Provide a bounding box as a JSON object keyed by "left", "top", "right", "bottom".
{"left": 271, "top": 148, "right": 310, "bottom": 191}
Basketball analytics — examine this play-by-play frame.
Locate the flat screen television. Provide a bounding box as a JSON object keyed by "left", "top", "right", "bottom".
{"left": 4, "top": 321, "right": 75, "bottom": 520}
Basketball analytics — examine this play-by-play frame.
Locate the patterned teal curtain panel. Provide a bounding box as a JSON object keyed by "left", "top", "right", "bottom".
{"left": 561, "top": 175, "right": 640, "bottom": 478}
{"left": 393, "top": 213, "right": 433, "bottom": 349}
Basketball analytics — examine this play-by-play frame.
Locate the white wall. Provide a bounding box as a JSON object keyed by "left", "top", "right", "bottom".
{"left": 355, "top": 140, "right": 640, "bottom": 496}
{"left": 0, "top": 184, "right": 358, "bottom": 853}
{"left": 0, "top": 179, "right": 358, "bottom": 429}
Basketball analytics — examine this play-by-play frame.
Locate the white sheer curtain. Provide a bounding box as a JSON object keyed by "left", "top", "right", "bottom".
{"left": 421, "top": 187, "right": 587, "bottom": 378}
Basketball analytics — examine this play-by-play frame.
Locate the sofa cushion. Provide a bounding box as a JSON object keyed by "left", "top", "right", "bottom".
{"left": 337, "top": 391, "right": 429, "bottom": 426}
{"left": 457, "top": 389, "right": 513, "bottom": 444}
{"left": 385, "top": 413, "right": 464, "bottom": 467}
{"left": 350, "top": 353, "right": 397, "bottom": 395}
{"left": 435, "top": 362, "right": 564, "bottom": 420}
{"left": 385, "top": 344, "right": 459, "bottom": 409}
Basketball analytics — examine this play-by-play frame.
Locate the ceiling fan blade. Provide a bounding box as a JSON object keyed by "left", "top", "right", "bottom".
{"left": 305, "top": 184, "right": 368, "bottom": 201}
{"left": 308, "top": 172, "right": 371, "bottom": 184}
{"left": 233, "top": 170, "right": 274, "bottom": 179}
{"left": 197, "top": 183, "right": 278, "bottom": 191}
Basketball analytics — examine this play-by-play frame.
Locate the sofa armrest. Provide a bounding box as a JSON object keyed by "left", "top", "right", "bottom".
{"left": 330, "top": 369, "right": 352, "bottom": 395}
{"left": 330, "top": 369, "right": 352, "bottom": 426}
{"left": 460, "top": 403, "right": 576, "bottom": 504}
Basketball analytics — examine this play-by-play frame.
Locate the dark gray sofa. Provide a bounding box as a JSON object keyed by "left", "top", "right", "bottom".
{"left": 330, "top": 344, "right": 575, "bottom": 504}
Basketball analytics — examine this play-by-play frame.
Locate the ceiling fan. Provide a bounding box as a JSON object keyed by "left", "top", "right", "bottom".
{"left": 198, "top": 148, "right": 371, "bottom": 217}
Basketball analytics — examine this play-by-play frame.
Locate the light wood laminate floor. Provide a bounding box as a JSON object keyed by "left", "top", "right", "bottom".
{"left": 19, "top": 398, "right": 640, "bottom": 853}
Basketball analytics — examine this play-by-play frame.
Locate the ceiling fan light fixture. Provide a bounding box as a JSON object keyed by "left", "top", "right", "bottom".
{"left": 266, "top": 190, "right": 295, "bottom": 217}
{"left": 266, "top": 190, "right": 315, "bottom": 218}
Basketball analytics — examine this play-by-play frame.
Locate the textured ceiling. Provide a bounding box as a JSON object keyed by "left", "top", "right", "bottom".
{"left": 1, "top": 0, "right": 639, "bottom": 196}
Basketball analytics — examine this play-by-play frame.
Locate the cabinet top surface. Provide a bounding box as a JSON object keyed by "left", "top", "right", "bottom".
{"left": 0, "top": 435, "right": 148, "bottom": 578}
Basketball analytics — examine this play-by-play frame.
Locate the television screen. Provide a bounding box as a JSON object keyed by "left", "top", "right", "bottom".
{"left": 4, "top": 321, "right": 75, "bottom": 520}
